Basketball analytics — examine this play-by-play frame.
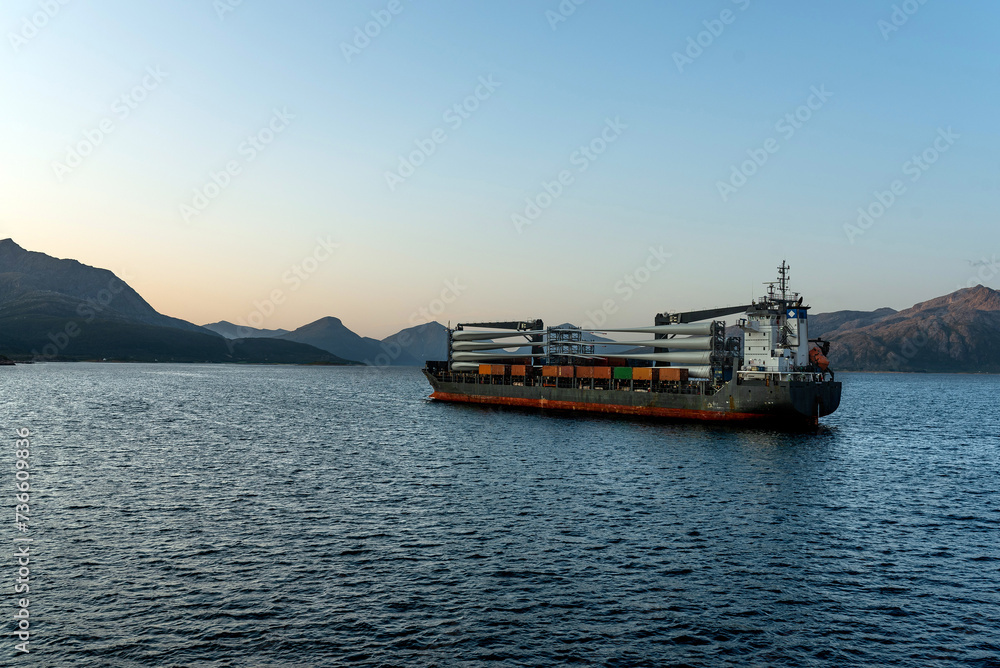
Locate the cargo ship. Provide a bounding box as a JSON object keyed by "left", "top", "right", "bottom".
{"left": 423, "top": 263, "right": 841, "bottom": 425}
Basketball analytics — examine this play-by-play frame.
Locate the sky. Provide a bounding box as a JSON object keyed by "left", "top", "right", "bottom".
{"left": 1, "top": 0, "right": 997, "bottom": 338}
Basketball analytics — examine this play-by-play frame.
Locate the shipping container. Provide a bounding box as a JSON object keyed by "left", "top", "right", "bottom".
{"left": 613, "top": 367, "right": 633, "bottom": 380}
{"left": 478, "top": 364, "right": 491, "bottom": 375}
{"left": 658, "top": 367, "right": 689, "bottom": 382}
{"left": 576, "top": 366, "right": 594, "bottom": 379}
{"left": 607, "top": 357, "right": 628, "bottom": 367}
{"left": 510, "top": 365, "right": 527, "bottom": 377}
{"left": 632, "top": 367, "right": 653, "bottom": 381}
{"left": 542, "top": 365, "right": 558, "bottom": 377}
{"left": 491, "top": 365, "right": 508, "bottom": 375}
{"left": 558, "top": 365, "right": 575, "bottom": 378}
{"left": 593, "top": 367, "right": 612, "bottom": 380}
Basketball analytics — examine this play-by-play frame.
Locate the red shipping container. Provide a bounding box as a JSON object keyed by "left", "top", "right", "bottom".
{"left": 576, "top": 367, "right": 594, "bottom": 379}
{"left": 491, "top": 365, "right": 508, "bottom": 375}
{"left": 558, "top": 366, "right": 574, "bottom": 377}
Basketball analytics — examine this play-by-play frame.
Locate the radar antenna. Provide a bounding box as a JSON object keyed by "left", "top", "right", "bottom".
{"left": 777, "top": 260, "right": 790, "bottom": 303}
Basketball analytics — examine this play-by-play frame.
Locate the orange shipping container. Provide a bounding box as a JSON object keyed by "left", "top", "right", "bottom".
{"left": 478, "top": 364, "right": 491, "bottom": 375}
{"left": 658, "top": 367, "right": 689, "bottom": 382}
{"left": 558, "top": 365, "right": 575, "bottom": 377}
{"left": 491, "top": 365, "right": 508, "bottom": 375}
{"left": 511, "top": 365, "right": 526, "bottom": 376}
{"left": 592, "top": 367, "right": 612, "bottom": 379}
{"left": 576, "top": 366, "right": 594, "bottom": 379}
{"left": 632, "top": 367, "right": 653, "bottom": 381}
{"left": 542, "top": 365, "right": 558, "bottom": 377}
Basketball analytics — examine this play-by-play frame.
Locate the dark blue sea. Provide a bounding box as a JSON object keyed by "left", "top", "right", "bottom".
{"left": 3, "top": 364, "right": 999, "bottom": 667}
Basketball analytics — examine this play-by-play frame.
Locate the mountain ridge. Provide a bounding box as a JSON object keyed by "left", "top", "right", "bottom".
{"left": 202, "top": 320, "right": 290, "bottom": 339}
{"left": 2, "top": 239, "right": 998, "bottom": 371}
{"left": 0, "top": 239, "right": 354, "bottom": 364}
{"left": 0, "top": 238, "right": 210, "bottom": 334}
{"left": 826, "top": 285, "right": 1000, "bottom": 372}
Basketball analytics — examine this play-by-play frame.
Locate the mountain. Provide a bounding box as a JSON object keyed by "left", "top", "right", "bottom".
{"left": 0, "top": 240, "right": 354, "bottom": 364}
{"left": 280, "top": 316, "right": 420, "bottom": 366}
{"left": 0, "top": 316, "right": 355, "bottom": 363}
{"left": 826, "top": 285, "right": 1000, "bottom": 372}
{"left": 0, "top": 238, "right": 209, "bottom": 334}
{"left": 808, "top": 307, "right": 897, "bottom": 338}
{"left": 202, "top": 320, "right": 289, "bottom": 339}
{"left": 380, "top": 321, "right": 448, "bottom": 364}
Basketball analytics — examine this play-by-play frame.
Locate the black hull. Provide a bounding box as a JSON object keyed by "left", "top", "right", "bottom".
{"left": 425, "top": 371, "right": 841, "bottom": 425}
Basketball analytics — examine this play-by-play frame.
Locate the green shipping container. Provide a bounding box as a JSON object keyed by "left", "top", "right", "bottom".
{"left": 613, "top": 367, "right": 633, "bottom": 380}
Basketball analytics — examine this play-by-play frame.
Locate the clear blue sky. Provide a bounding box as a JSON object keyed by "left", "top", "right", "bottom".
{"left": 2, "top": 0, "right": 997, "bottom": 336}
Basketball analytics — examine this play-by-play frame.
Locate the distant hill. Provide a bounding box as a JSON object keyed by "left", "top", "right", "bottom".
{"left": 827, "top": 286, "right": 1000, "bottom": 372}
{"left": 808, "top": 308, "right": 897, "bottom": 338}
{"left": 0, "top": 316, "right": 354, "bottom": 363}
{"left": 202, "top": 320, "right": 290, "bottom": 339}
{"left": 279, "top": 316, "right": 420, "bottom": 366}
{"left": 0, "top": 240, "right": 354, "bottom": 364}
{"left": 380, "top": 321, "right": 448, "bottom": 364}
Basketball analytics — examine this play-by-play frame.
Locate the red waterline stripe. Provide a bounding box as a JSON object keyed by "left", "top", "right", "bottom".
{"left": 430, "top": 391, "right": 772, "bottom": 422}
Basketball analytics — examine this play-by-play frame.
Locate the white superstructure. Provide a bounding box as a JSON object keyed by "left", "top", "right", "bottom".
{"left": 738, "top": 261, "right": 811, "bottom": 373}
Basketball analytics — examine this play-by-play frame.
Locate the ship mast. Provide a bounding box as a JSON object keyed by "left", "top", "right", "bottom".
{"left": 777, "top": 260, "right": 789, "bottom": 303}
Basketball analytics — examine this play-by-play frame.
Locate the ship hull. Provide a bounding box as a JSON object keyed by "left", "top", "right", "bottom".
{"left": 424, "top": 371, "right": 841, "bottom": 426}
